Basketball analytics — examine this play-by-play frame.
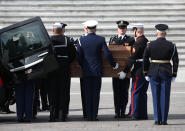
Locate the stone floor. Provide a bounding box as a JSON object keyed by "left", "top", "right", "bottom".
{"left": 0, "top": 78, "right": 185, "bottom": 131}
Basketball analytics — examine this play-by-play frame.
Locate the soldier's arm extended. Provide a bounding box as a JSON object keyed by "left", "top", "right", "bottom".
{"left": 76, "top": 38, "right": 84, "bottom": 66}
{"left": 67, "top": 38, "right": 76, "bottom": 63}
{"left": 123, "top": 45, "right": 141, "bottom": 73}
{"left": 172, "top": 44, "right": 179, "bottom": 77}
{"left": 143, "top": 45, "right": 151, "bottom": 76}
{"left": 102, "top": 38, "right": 116, "bottom": 67}
{"left": 109, "top": 37, "right": 115, "bottom": 45}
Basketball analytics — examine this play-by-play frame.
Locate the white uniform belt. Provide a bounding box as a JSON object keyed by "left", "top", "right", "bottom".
{"left": 136, "top": 59, "right": 143, "bottom": 62}
{"left": 54, "top": 45, "right": 67, "bottom": 48}
{"left": 151, "top": 60, "right": 170, "bottom": 63}
{"left": 57, "top": 55, "right": 68, "bottom": 58}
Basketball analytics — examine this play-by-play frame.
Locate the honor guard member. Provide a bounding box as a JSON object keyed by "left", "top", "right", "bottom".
{"left": 75, "top": 26, "right": 89, "bottom": 119}
{"left": 15, "top": 79, "right": 35, "bottom": 122}
{"left": 119, "top": 24, "right": 149, "bottom": 120}
{"left": 143, "top": 24, "right": 179, "bottom": 125}
{"left": 109, "top": 20, "right": 135, "bottom": 118}
{"left": 48, "top": 23, "right": 76, "bottom": 122}
{"left": 77, "top": 20, "right": 118, "bottom": 121}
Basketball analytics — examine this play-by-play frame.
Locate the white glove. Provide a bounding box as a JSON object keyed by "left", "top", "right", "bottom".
{"left": 113, "top": 63, "right": 119, "bottom": 70}
{"left": 145, "top": 76, "right": 150, "bottom": 82}
{"left": 171, "top": 77, "right": 176, "bottom": 82}
{"left": 118, "top": 71, "right": 126, "bottom": 79}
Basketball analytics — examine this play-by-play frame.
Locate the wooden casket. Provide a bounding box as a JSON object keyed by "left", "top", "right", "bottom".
{"left": 70, "top": 45, "right": 131, "bottom": 77}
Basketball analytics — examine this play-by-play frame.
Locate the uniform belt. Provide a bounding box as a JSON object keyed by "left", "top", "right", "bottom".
{"left": 136, "top": 59, "right": 143, "bottom": 62}
{"left": 151, "top": 60, "right": 170, "bottom": 63}
{"left": 57, "top": 55, "right": 68, "bottom": 58}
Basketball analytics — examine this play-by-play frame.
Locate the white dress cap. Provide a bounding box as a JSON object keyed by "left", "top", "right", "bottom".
{"left": 132, "top": 23, "right": 144, "bottom": 28}
{"left": 82, "top": 20, "right": 98, "bottom": 27}
{"left": 53, "top": 23, "right": 63, "bottom": 29}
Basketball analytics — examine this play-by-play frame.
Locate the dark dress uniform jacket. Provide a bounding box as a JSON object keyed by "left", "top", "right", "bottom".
{"left": 109, "top": 35, "right": 135, "bottom": 46}
{"left": 109, "top": 34, "right": 135, "bottom": 75}
{"left": 123, "top": 35, "right": 148, "bottom": 77}
{"left": 143, "top": 37, "right": 179, "bottom": 77}
{"left": 49, "top": 35, "right": 76, "bottom": 76}
{"left": 77, "top": 33, "right": 116, "bottom": 77}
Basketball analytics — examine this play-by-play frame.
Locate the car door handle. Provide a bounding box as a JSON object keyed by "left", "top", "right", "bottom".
{"left": 38, "top": 52, "right": 48, "bottom": 57}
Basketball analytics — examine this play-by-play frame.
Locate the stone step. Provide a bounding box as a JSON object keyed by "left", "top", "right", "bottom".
{"left": 1, "top": 0, "right": 185, "bottom": 5}
{"left": 1, "top": 12, "right": 185, "bottom": 18}
{"left": 178, "top": 54, "right": 185, "bottom": 59}
{"left": 1, "top": 18, "right": 185, "bottom": 24}
{"left": 1, "top": 10, "right": 185, "bottom": 15}
{"left": 1, "top": 23, "right": 185, "bottom": 30}
{"left": 175, "top": 47, "right": 185, "bottom": 52}
{"left": 1, "top": 4, "right": 185, "bottom": 8}
{"left": 173, "top": 43, "right": 185, "bottom": 47}
{"left": 178, "top": 61, "right": 185, "bottom": 66}
{"left": 0, "top": 7, "right": 185, "bottom": 12}
{"left": 1, "top": 14, "right": 185, "bottom": 18}
{"left": 1, "top": 16, "right": 185, "bottom": 21}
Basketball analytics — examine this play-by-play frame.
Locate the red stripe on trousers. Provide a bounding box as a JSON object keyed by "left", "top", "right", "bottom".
{"left": 0, "top": 76, "right": 3, "bottom": 86}
{"left": 131, "top": 77, "right": 139, "bottom": 115}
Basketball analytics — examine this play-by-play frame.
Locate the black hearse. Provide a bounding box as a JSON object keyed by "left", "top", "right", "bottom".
{"left": 0, "top": 17, "right": 56, "bottom": 108}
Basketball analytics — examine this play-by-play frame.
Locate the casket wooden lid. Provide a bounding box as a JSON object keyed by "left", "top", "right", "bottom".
{"left": 70, "top": 45, "right": 131, "bottom": 77}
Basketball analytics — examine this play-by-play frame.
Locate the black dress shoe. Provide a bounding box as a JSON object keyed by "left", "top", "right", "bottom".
{"left": 139, "top": 117, "right": 148, "bottom": 120}
{"left": 49, "top": 118, "right": 57, "bottom": 122}
{"left": 17, "top": 119, "right": 24, "bottom": 122}
{"left": 32, "top": 116, "right": 37, "bottom": 120}
{"left": 161, "top": 122, "right": 168, "bottom": 125}
{"left": 42, "top": 106, "right": 50, "bottom": 111}
{"left": 131, "top": 116, "right": 139, "bottom": 120}
{"left": 83, "top": 115, "right": 88, "bottom": 119}
{"left": 37, "top": 108, "right": 42, "bottom": 112}
{"left": 124, "top": 114, "right": 131, "bottom": 118}
{"left": 86, "top": 118, "right": 91, "bottom": 121}
{"left": 24, "top": 119, "right": 31, "bottom": 123}
{"left": 114, "top": 113, "right": 120, "bottom": 118}
{"left": 121, "top": 114, "right": 129, "bottom": 118}
{"left": 91, "top": 118, "right": 99, "bottom": 121}
{"left": 154, "top": 121, "right": 161, "bottom": 125}
{"left": 60, "top": 116, "right": 67, "bottom": 122}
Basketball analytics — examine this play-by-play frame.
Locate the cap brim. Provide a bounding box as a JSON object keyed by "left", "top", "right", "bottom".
{"left": 118, "top": 25, "right": 127, "bottom": 29}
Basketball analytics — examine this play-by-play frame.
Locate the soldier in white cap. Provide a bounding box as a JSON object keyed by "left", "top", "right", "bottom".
{"left": 48, "top": 22, "right": 76, "bottom": 122}
{"left": 74, "top": 22, "right": 89, "bottom": 119}
{"left": 120, "top": 23, "right": 149, "bottom": 120}
{"left": 76, "top": 20, "right": 118, "bottom": 121}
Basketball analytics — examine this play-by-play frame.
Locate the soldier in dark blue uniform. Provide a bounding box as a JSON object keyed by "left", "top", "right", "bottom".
{"left": 74, "top": 26, "right": 88, "bottom": 119}
{"left": 48, "top": 23, "right": 76, "bottom": 122}
{"left": 15, "top": 79, "right": 35, "bottom": 122}
{"left": 109, "top": 20, "right": 135, "bottom": 118}
{"left": 119, "top": 24, "right": 149, "bottom": 120}
{"left": 77, "top": 20, "right": 118, "bottom": 121}
{"left": 143, "top": 24, "right": 179, "bottom": 125}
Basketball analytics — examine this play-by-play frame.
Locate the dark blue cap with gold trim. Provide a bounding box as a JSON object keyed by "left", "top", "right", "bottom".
{"left": 116, "top": 20, "right": 129, "bottom": 29}
{"left": 155, "top": 24, "right": 168, "bottom": 32}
